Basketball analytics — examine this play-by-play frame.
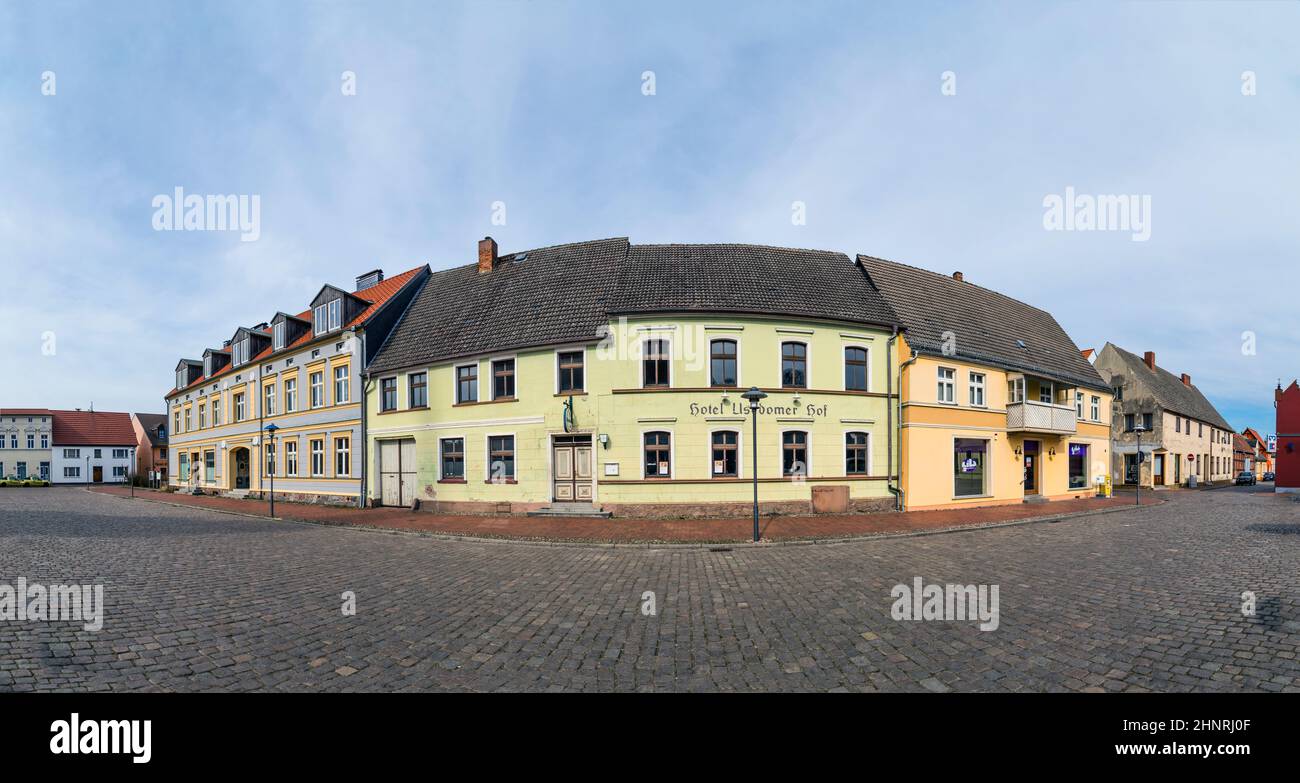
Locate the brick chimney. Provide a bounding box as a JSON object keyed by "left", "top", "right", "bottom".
{"left": 478, "top": 237, "right": 498, "bottom": 274}
{"left": 1143, "top": 351, "right": 1156, "bottom": 370}
{"left": 952, "top": 271, "right": 963, "bottom": 282}
{"left": 1181, "top": 373, "right": 1191, "bottom": 386}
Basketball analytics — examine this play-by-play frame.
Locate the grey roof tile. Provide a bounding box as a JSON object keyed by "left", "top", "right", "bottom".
{"left": 1098, "top": 344, "right": 1233, "bottom": 431}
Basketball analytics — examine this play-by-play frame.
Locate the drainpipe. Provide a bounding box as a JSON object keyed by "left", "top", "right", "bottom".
{"left": 357, "top": 329, "right": 369, "bottom": 509}
{"left": 890, "top": 343, "right": 921, "bottom": 511}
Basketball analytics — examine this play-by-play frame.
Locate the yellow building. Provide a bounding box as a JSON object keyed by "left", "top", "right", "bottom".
{"left": 859, "top": 258, "right": 1113, "bottom": 511}
{"left": 363, "top": 239, "right": 901, "bottom": 516}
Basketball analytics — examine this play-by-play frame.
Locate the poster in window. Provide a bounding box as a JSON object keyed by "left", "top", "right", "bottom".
{"left": 658, "top": 461, "right": 669, "bottom": 476}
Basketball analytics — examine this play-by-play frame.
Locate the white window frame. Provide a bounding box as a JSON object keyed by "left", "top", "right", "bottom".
{"left": 334, "top": 365, "right": 350, "bottom": 405}
{"left": 1039, "top": 381, "right": 1054, "bottom": 404}
{"left": 313, "top": 304, "right": 327, "bottom": 335}
{"left": 936, "top": 367, "right": 956, "bottom": 404}
{"left": 334, "top": 436, "right": 351, "bottom": 478}
{"left": 1008, "top": 376, "right": 1025, "bottom": 404}
{"left": 328, "top": 299, "right": 341, "bottom": 331}
{"left": 454, "top": 362, "right": 479, "bottom": 405}
{"left": 553, "top": 346, "right": 587, "bottom": 394}
{"left": 1090, "top": 395, "right": 1100, "bottom": 422}
{"left": 706, "top": 427, "right": 743, "bottom": 479}
{"left": 1075, "top": 390, "right": 1084, "bottom": 419}
{"left": 968, "top": 371, "right": 986, "bottom": 407}
{"left": 309, "top": 438, "right": 325, "bottom": 477}
{"left": 273, "top": 321, "right": 285, "bottom": 350}
{"left": 285, "top": 440, "right": 298, "bottom": 477}
{"left": 488, "top": 356, "right": 516, "bottom": 401}
{"left": 284, "top": 378, "right": 297, "bottom": 413}
{"left": 264, "top": 383, "right": 277, "bottom": 417}
{"left": 310, "top": 371, "right": 325, "bottom": 409}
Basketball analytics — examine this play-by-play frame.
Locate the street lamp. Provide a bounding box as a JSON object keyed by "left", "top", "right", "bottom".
{"left": 740, "top": 386, "right": 768, "bottom": 542}
{"left": 264, "top": 422, "right": 279, "bottom": 518}
{"left": 1133, "top": 424, "right": 1146, "bottom": 507}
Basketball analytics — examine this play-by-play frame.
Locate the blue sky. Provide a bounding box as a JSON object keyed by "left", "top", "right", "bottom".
{"left": 1, "top": 1, "right": 1296, "bottom": 437}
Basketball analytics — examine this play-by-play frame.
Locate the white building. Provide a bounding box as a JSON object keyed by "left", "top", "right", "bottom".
{"left": 50, "top": 410, "right": 136, "bottom": 484}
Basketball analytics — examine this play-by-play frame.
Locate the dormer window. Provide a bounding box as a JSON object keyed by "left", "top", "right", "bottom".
{"left": 176, "top": 368, "right": 187, "bottom": 389}
{"left": 204, "top": 356, "right": 213, "bottom": 377}
{"left": 314, "top": 299, "right": 341, "bottom": 335}
{"left": 273, "top": 321, "right": 286, "bottom": 350}
{"left": 232, "top": 338, "right": 250, "bottom": 367}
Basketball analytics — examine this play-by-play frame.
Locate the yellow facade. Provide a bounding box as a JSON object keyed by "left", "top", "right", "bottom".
{"left": 896, "top": 335, "right": 1113, "bottom": 510}
{"left": 366, "top": 315, "right": 897, "bottom": 515}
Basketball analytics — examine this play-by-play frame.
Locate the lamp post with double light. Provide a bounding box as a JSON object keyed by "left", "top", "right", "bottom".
{"left": 1133, "top": 424, "right": 1146, "bottom": 507}
{"left": 264, "top": 422, "right": 279, "bottom": 517}
{"left": 740, "top": 387, "right": 768, "bottom": 542}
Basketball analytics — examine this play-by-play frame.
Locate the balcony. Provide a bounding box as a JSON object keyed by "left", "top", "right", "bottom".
{"left": 1006, "top": 400, "right": 1077, "bottom": 435}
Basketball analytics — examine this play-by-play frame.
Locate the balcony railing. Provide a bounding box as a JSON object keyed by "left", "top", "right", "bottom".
{"left": 1006, "top": 400, "right": 1077, "bottom": 434}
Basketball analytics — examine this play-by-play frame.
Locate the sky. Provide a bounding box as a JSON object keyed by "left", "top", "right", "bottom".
{"left": 1, "top": 0, "right": 1296, "bottom": 437}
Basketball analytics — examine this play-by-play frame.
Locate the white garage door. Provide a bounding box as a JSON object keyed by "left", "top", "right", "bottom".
{"left": 379, "top": 439, "right": 417, "bottom": 507}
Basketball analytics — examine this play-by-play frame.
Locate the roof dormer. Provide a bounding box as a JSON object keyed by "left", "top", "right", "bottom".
{"left": 202, "top": 347, "right": 231, "bottom": 379}
{"left": 228, "top": 326, "right": 271, "bottom": 368}
{"left": 309, "top": 284, "right": 369, "bottom": 337}
{"left": 271, "top": 311, "right": 312, "bottom": 352}
{"left": 174, "top": 359, "right": 202, "bottom": 390}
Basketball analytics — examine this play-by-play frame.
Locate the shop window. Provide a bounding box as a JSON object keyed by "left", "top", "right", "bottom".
{"left": 1068, "top": 443, "right": 1088, "bottom": 489}
{"left": 954, "top": 438, "right": 988, "bottom": 497}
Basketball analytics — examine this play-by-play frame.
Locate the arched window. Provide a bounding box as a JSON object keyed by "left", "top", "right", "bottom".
{"left": 845, "top": 431, "right": 869, "bottom": 475}
{"left": 781, "top": 342, "right": 807, "bottom": 388}
{"left": 711, "top": 430, "right": 738, "bottom": 477}
{"left": 644, "top": 431, "right": 672, "bottom": 478}
{"left": 710, "top": 339, "right": 738, "bottom": 387}
{"left": 782, "top": 431, "right": 808, "bottom": 476}
{"left": 844, "top": 347, "right": 868, "bottom": 391}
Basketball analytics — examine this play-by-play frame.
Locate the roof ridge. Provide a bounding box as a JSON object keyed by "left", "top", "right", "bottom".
{"left": 632, "top": 242, "right": 848, "bottom": 257}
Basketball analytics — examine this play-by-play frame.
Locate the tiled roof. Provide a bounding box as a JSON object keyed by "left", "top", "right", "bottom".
{"left": 51, "top": 410, "right": 135, "bottom": 446}
{"left": 611, "top": 244, "right": 898, "bottom": 326}
{"left": 1099, "top": 344, "right": 1233, "bottom": 431}
{"left": 0, "top": 408, "right": 53, "bottom": 416}
{"left": 368, "top": 239, "right": 899, "bottom": 373}
{"left": 858, "top": 255, "right": 1109, "bottom": 391}
{"left": 166, "top": 266, "right": 427, "bottom": 398}
{"left": 367, "top": 239, "right": 630, "bottom": 372}
{"left": 133, "top": 413, "right": 168, "bottom": 446}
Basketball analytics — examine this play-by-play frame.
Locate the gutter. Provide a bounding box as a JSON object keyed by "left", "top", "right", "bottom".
{"left": 890, "top": 346, "right": 920, "bottom": 511}
{"left": 358, "top": 329, "right": 369, "bottom": 508}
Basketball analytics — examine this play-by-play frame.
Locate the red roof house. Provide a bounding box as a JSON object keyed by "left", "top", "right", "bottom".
{"left": 51, "top": 410, "right": 136, "bottom": 446}
{"left": 1276, "top": 381, "right": 1300, "bottom": 492}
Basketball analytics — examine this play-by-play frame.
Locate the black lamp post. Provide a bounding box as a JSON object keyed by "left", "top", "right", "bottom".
{"left": 1133, "top": 424, "right": 1145, "bottom": 507}
{"left": 740, "top": 386, "right": 768, "bottom": 542}
{"left": 264, "top": 422, "right": 279, "bottom": 517}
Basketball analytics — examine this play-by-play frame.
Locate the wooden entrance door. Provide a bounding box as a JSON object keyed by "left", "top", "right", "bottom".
{"left": 1153, "top": 454, "right": 1164, "bottom": 485}
{"left": 552, "top": 436, "right": 593, "bottom": 502}
{"left": 92, "top": 465, "right": 102, "bottom": 483}
{"left": 379, "top": 439, "right": 417, "bottom": 507}
{"left": 1022, "top": 440, "right": 1039, "bottom": 494}
{"left": 233, "top": 449, "right": 250, "bottom": 489}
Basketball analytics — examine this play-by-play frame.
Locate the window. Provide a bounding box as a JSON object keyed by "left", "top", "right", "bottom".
{"left": 491, "top": 360, "right": 514, "bottom": 400}
{"left": 184, "top": 407, "right": 191, "bottom": 431}
{"left": 710, "top": 340, "right": 738, "bottom": 387}
{"left": 284, "top": 379, "right": 297, "bottom": 413}
{"left": 64, "top": 466, "right": 81, "bottom": 478}
{"left": 112, "top": 466, "right": 127, "bottom": 478}
{"left": 937, "top": 367, "right": 955, "bottom": 403}
{"left": 234, "top": 393, "right": 246, "bottom": 422}
{"left": 40, "top": 434, "right": 48, "bottom": 449}
{"left": 212, "top": 397, "right": 221, "bottom": 426}
{"left": 204, "top": 450, "right": 215, "bottom": 483}
{"left": 264, "top": 384, "right": 276, "bottom": 416}
{"left": 1075, "top": 391, "right": 1083, "bottom": 418}
{"left": 174, "top": 411, "right": 181, "bottom": 434}
{"left": 711, "top": 431, "right": 738, "bottom": 477}
{"left": 273, "top": 321, "right": 285, "bottom": 350}
{"left": 265, "top": 441, "right": 276, "bottom": 476}
{"left": 26, "top": 434, "right": 34, "bottom": 449}
{"left": 1039, "top": 381, "right": 1054, "bottom": 404}
{"left": 557, "top": 351, "right": 584, "bottom": 393}
{"left": 969, "top": 372, "right": 986, "bottom": 406}
{"left": 232, "top": 338, "right": 249, "bottom": 367}
{"left": 285, "top": 441, "right": 297, "bottom": 477}
{"left": 441, "top": 438, "right": 464, "bottom": 480}
{"left": 177, "top": 368, "right": 187, "bottom": 390}
{"left": 1198, "top": 423, "right": 1203, "bottom": 437}
{"left": 1143, "top": 413, "right": 1153, "bottom": 431}
{"left": 314, "top": 299, "right": 342, "bottom": 335}
{"left": 782, "top": 431, "right": 808, "bottom": 476}
{"left": 63, "top": 448, "right": 80, "bottom": 459}
{"left": 844, "top": 347, "right": 869, "bottom": 391}
{"left": 334, "top": 437, "right": 350, "bottom": 477}
{"left": 1008, "top": 377, "right": 1025, "bottom": 403}
{"left": 112, "top": 448, "right": 129, "bottom": 459}
{"left": 781, "top": 342, "right": 807, "bottom": 388}
{"left": 1090, "top": 396, "right": 1100, "bottom": 421}
{"left": 380, "top": 377, "right": 396, "bottom": 411}
{"left": 1124, "top": 414, "right": 1135, "bottom": 432}
{"left": 642, "top": 339, "right": 670, "bottom": 387}
{"left": 456, "top": 364, "right": 478, "bottom": 404}
{"left": 409, "top": 372, "right": 428, "bottom": 408}
{"left": 488, "top": 435, "right": 515, "bottom": 482}
{"left": 311, "top": 371, "right": 325, "bottom": 408}
{"left": 1068, "top": 443, "right": 1089, "bottom": 489}
{"left": 178, "top": 452, "right": 189, "bottom": 481}
{"left": 846, "top": 431, "right": 870, "bottom": 475}
{"left": 1175, "top": 417, "right": 1181, "bottom": 433}
{"left": 310, "top": 439, "right": 325, "bottom": 476}
{"left": 954, "top": 438, "right": 988, "bottom": 497}
{"left": 94, "top": 449, "right": 101, "bottom": 458}
{"left": 334, "top": 366, "right": 350, "bottom": 404}
{"left": 329, "top": 299, "right": 341, "bottom": 330}
{"left": 644, "top": 431, "right": 672, "bottom": 478}
{"left": 198, "top": 403, "right": 206, "bottom": 429}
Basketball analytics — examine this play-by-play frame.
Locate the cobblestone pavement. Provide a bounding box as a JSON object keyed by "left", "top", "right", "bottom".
{"left": 1, "top": 486, "right": 1297, "bottom": 692}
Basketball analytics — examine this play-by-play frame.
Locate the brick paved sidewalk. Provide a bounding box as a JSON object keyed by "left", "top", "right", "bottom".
{"left": 91, "top": 486, "right": 1162, "bottom": 544}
